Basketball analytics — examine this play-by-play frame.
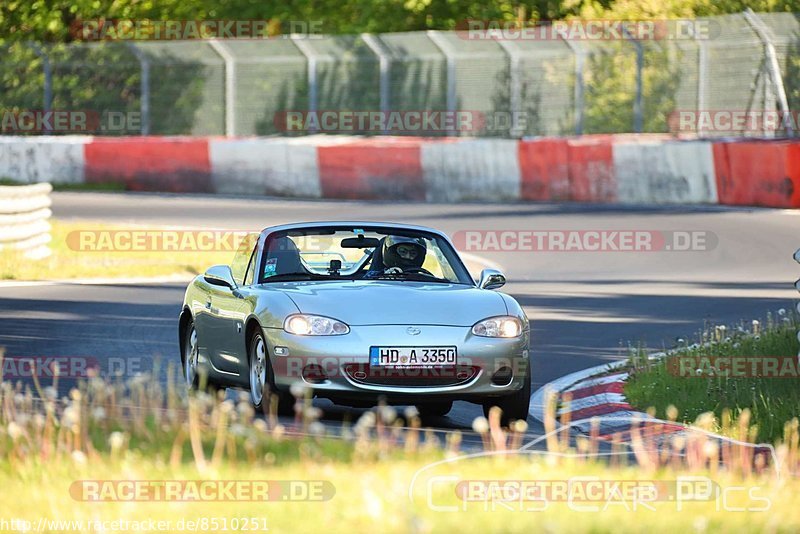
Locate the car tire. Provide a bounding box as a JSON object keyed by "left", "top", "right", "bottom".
{"left": 248, "top": 327, "right": 294, "bottom": 416}
{"left": 183, "top": 319, "right": 199, "bottom": 390}
{"left": 183, "top": 318, "right": 223, "bottom": 395}
{"left": 416, "top": 401, "right": 453, "bottom": 418}
{"left": 482, "top": 365, "right": 531, "bottom": 425}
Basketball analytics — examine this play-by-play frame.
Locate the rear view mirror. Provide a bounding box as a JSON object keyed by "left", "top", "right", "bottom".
{"left": 341, "top": 236, "right": 380, "bottom": 249}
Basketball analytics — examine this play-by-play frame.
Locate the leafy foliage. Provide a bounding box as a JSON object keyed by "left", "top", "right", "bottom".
{"left": 4, "top": 0, "right": 795, "bottom": 44}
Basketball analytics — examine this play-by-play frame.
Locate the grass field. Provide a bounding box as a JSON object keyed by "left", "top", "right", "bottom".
{"left": 625, "top": 313, "right": 800, "bottom": 444}
{"left": 3, "top": 451, "right": 797, "bottom": 533}
{"left": 0, "top": 178, "right": 125, "bottom": 192}
{"left": 1, "top": 356, "right": 798, "bottom": 533}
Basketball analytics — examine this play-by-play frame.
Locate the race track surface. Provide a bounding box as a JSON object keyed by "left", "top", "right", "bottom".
{"left": 1, "top": 192, "right": 798, "bottom": 448}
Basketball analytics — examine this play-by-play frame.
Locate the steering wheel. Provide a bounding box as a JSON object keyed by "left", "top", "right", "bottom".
{"left": 402, "top": 266, "right": 435, "bottom": 276}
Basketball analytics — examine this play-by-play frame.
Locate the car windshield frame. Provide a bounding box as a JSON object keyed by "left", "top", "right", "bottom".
{"left": 256, "top": 225, "right": 474, "bottom": 286}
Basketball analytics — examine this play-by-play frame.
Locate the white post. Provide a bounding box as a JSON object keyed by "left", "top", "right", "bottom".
{"left": 127, "top": 44, "right": 151, "bottom": 135}
{"left": 427, "top": 30, "right": 457, "bottom": 136}
{"left": 208, "top": 40, "right": 236, "bottom": 137}
{"left": 291, "top": 35, "right": 319, "bottom": 134}
{"left": 361, "top": 33, "right": 391, "bottom": 134}
{"left": 28, "top": 43, "right": 53, "bottom": 132}
{"left": 562, "top": 38, "right": 585, "bottom": 135}
{"left": 743, "top": 9, "right": 794, "bottom": 137}
{"left": 496, "top": 39, "right": 523, "bottom": 138}
{"left": 696, "top": 39, "right": 707, "bottom": 137}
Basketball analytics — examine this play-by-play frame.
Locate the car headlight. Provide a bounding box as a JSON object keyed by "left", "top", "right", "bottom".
{"left": 284, "top": 314, "right": 350, "bottom": 336}
{"left": 471, "top": 316, "right": 523, "bottom": 338}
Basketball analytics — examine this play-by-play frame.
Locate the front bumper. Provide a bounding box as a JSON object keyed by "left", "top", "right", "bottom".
{"left": 264, "top": 324, "right": 529, "bottom": 403}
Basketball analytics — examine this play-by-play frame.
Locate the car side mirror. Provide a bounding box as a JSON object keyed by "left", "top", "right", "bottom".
{"left": 204, "top": 265, "right": 237, "bottom": 290}
{"left": 478, "top": 268, "right": 506, "bottom": 290}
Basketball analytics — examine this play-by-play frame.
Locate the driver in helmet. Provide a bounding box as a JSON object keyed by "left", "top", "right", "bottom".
{"left": 364, "top": 235, "right": 427, "bottom": 278}
{"left": 382, "top": 235, "right": 426, "bottom": 273}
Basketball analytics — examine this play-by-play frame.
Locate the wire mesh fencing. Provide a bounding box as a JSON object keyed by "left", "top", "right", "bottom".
{"left": 1, "top": 11, "right": 798, "bottom": 138}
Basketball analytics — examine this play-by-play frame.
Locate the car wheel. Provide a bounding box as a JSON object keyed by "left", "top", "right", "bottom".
{"left": 248, "top": 327, "right": 295, "bottom": 415}
{"left": 249, "top": 329, "right": 269, "bottom": 410}
{"left": 483, "top": 366, "right": 531, "bottom": 425}
{"left": 416, "top": 401, "right": 453, "bottom": 418}
{"left": 183, "top": 320, "right": 199, "bottom": 389}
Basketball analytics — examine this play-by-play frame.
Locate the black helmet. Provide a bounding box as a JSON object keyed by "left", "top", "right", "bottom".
{"left": 382, "top": 235, "right": 426, "bottom": 270}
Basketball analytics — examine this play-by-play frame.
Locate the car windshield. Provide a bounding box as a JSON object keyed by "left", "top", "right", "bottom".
{"left": 258, "top": 226, "right": 473, "bottom": 285}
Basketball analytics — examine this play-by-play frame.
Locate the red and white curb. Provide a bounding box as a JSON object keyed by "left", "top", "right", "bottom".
{"left": 529, "top": 359, "right": 686, "bottom": 443}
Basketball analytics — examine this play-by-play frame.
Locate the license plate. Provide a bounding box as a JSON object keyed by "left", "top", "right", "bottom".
{"left": 369, "top": 346, "right": 457, "bottom": 367}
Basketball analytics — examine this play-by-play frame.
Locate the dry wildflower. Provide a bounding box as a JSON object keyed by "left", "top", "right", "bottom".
{"left": 7, "top": 422, "right": 22, "bottom": 441}
{"left": 472, "top": 416, "right": 489, "bottom": 434}
{"left": 109, "top": 431, "right": 125, "bottom": 451}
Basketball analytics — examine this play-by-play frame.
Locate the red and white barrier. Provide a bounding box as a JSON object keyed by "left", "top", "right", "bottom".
{"left": 564, "top": 136, "right": 616, "bottom": 203}
{"left": 517, "top": 138, "right": 570, "bottom": 201}
{"left": 318, "top": 137, "right": 425, "bottom": 200}
{"left": 0, "top": 134, "right": 797, "bottom": 208}
{"left": 0, "top": 136, "right": 88, "bottom": 185}
{"left": 421, "top": 139, "right": 521, "bottom": 202}
{"left": 210, "top": 138, "right": 321, "bottom": 197}
{"left": 712, "top": 140, "right": 799, "bottom": 208}
{"left": 613, "top": 140, "right": 718, "bottom": 204}
{"left": 85, "top": 137, "right": 212, "bottom": 193}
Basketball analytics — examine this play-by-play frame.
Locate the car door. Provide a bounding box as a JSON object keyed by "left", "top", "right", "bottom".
{"left": 203, "top": 240, "right": 257, "bottom": 375}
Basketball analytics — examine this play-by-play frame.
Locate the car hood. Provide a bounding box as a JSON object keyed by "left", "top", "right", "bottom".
{"left": 258, "top": 280, "right": 508, "bottom": 326}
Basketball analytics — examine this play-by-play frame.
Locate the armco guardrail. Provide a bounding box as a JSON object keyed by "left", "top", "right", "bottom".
{"left": 0, "top": 182, "right": 52, "bottom": 259}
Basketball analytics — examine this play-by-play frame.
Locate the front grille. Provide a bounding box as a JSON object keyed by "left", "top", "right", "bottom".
{"left": 344, "top": 364, "right": 480, "bottom": 387}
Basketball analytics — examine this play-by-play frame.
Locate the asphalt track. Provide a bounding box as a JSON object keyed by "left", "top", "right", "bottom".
{"left": 1, "top": 192, "right": 798, "bottom": 448}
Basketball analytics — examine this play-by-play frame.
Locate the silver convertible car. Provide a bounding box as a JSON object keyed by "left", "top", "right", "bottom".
{"left": 179, "top": 222, "right": 531, "bottom": 421}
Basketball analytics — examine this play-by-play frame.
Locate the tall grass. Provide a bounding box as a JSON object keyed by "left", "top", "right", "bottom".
{"left": 1, "top": 346, "right": 800, "bottom": 531}
{"left": 625, "top": 311, "right": 800, "bottom": 444}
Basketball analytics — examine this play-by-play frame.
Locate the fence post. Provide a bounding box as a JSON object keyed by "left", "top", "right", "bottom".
{"left": 621, "top": 26, "right": 644, "bottom": 133}
{"left": 208, "top": 40, "right": 236, "bottom": 137}
{"left": 562, "top": 39, "right": 585, "bottom": 135}
{"left": 496, "top": 39, "right": 523, "bottom": 138}
{"left": 427, "top": 30, "right": 457, "bottom": 136}
{"left": 127, "top": 44, "right": 151, "bottom": 135}
{"left": 28, "top": 43, "right": 53, "bottom": 132}
{"left": 696, "top": 37, "right": 708, "bottom": 137}
{"left": 361, "top": 34, "right": 391, "bottom": 134}
{"left": 291, "top": 35, "right": 319, "bottom": 134}
{"left": 743, "top": 9, "right": 794, "bottom": 137}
